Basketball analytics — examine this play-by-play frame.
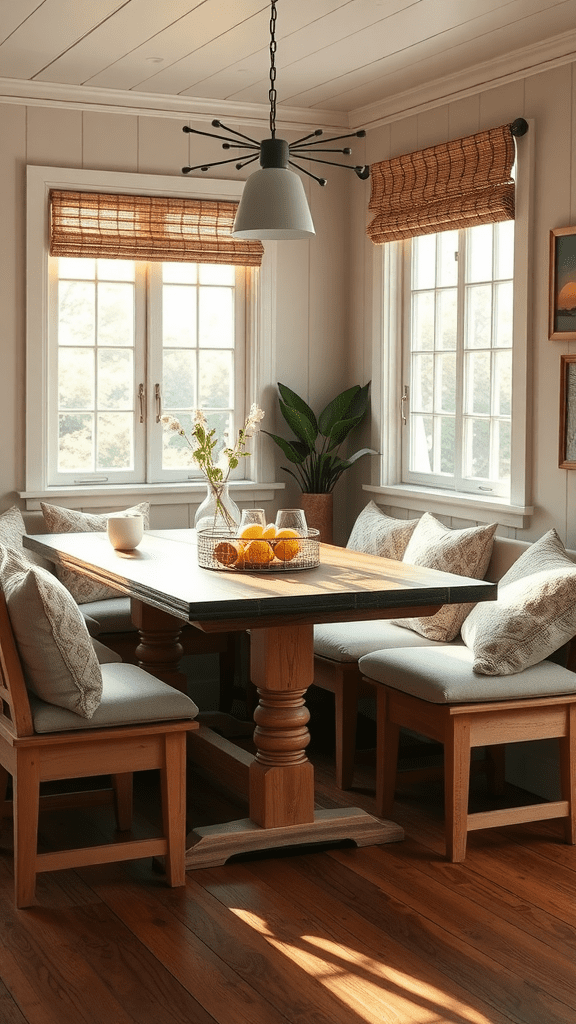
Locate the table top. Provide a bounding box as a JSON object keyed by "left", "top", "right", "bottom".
{"left": 24, "top": 528, "right": 497, "bottom": 630}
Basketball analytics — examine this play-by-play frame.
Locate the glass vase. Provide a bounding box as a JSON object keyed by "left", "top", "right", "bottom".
{"left": 194, "top": 481, "right": 240, "bottom": 536}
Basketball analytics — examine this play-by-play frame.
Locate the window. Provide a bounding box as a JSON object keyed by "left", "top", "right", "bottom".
{"left": 25, "top": 166, "right": 276, "bottom": 502}
{"left": 50, "top": 255, "right": 246, "bottom": 486}
{"left": 402, "top": 220, "right": 514, "bottom": 498}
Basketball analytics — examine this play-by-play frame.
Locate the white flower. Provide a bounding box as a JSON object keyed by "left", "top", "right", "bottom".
{"left": 161, "top": 415, "right": 182, "bottom": 432}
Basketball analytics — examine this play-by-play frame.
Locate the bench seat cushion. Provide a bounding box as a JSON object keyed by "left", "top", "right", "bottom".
{"left": 359, "top": 645, "right": 576, "bottom": 704}
{"left": 80, "top": 597, "right": 135, "bottom": 633}
{"left": 314, "top": 620, "right": 463, "bottom": 663}
{"left": 30, "top": 661, "right": 199, "bottom": 733}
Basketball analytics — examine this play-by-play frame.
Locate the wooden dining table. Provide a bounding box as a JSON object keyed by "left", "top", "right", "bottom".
{"left": 24, "top": 528, "right": 496, "bottom": 870}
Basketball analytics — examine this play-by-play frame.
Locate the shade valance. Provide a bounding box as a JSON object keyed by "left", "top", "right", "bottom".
{"left": 367, "top": 123, "right": 517, "bottom": 244}
{"left": 49, "top": 190, "right": 264, "bottom": 266}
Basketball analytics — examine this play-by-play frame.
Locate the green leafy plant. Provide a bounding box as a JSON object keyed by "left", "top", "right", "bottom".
{"left": 264, "top": 382, "right": 376, "bottom": 493}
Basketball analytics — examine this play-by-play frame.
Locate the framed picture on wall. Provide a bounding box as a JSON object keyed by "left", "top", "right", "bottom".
{"left": 550, "top": 226, "right": 576, "bottom": 340}
{"left": 559, "top": 355, "right": 576, "bottom": 468}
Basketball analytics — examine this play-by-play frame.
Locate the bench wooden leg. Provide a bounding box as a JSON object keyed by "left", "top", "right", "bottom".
{"left": 560, "top": 705, "right": 576, "bottom": 845}
{"left": 112, "top": 772, "right": 133, "bottom": 832}
{"left": 376, "top": 687, "right": 400, "bottom": 818}
{"left": 161, "top": 733, "right": 187, "bottom": 887}
{"left": 334, "top": 671, "right": 362, "bottom": 790}
{"left": 445, "top": 718, "right": 472, "bottom": 863}
{"left": 14, "top": 752, "right": 41, "bottom": 908}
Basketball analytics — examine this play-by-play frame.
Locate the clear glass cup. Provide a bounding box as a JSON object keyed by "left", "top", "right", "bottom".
{"left": 274, "top": 508, "right": 308, "bottom": 535}
{"left": 238, "top": 508, "right": 266, "bottom": 531}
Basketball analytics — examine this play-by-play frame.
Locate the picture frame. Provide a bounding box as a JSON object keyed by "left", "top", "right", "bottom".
{"left": 549, "top": 226, "right": 576, "bottom": 340}
{"left": 559, "top": 355, "right": 576, "bottom": 468}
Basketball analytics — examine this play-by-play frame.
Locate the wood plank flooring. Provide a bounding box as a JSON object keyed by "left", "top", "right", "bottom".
{"left": 0, "top": 732, "right": 575, "bottom": 1024}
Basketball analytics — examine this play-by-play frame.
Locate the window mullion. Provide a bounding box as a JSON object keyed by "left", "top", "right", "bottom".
{"left": 454, "top": 230, "right": 466, "bottom": 491}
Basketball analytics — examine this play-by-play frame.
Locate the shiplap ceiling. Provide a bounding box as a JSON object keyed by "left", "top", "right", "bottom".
{"left": 1, "top": 0, "right": 576, "bottom": 127}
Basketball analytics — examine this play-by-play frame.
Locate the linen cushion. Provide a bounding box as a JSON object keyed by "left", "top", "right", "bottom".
{"left": 79, "top": 597, "right": 135, "bottom": 633}
{"left": 0, "top": 505, "right": 51, "bottom": 571}
{"left": 347, "top": 502, "right": 419, "bottom": 560}
{"left": 461, "top": 529, "right": 576, "bottom": 675}
{"left": 314, "top": 620, "right": 463, "bottom": 663}
{"left": 0, "top": 546, "right": 102, "bottom": 718}
{"left": 40, "top": 501, "right": 149, "bottom": 604}
{"left": 393, "top": 513, "right": 497, "bottom": 642}
{"left": 359, "top": 645, "right": 576, "bottom": 704}
{"left": 30, "top": 661, "right": 199, "bottom": 733}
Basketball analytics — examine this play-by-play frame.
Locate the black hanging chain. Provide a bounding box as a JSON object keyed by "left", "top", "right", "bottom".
{"left": 269, "top": 0, "right": 277, "bottom": 138}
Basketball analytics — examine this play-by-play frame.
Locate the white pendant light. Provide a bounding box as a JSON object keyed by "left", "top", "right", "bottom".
{"left": 181, "top": 1, "right": 369, "bottom": 241}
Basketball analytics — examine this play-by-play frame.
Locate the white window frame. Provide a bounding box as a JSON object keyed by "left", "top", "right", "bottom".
{"left": 366, "top": 121, "right": 534, "bottom": 529}
{"left": 23, "top": 165, "right": 280, "bottom": 510}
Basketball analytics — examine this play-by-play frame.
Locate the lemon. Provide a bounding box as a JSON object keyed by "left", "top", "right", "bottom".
{"left": 262, "top": 523, "right": 277, "bottom": 538}
{"left": 274, "top": 528, "right": 300, "bottom": 561}
{"left": 239, "top": 523, "right": 264, "bottom": 539}
{"left": 243, "top": 538, "right": 274, "bottom": 566}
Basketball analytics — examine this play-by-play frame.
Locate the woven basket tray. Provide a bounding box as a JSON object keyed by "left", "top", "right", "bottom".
{"left": 197, "top": 528, "right": 320, "bottom": 572}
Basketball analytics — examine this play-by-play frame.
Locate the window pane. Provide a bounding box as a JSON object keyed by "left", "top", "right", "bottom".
{"left": 410, "top": 414, "right": 433, "bottom": 472}
{"left": 163, "top": 285, "right": 196, "bottom": 348}
{"left": 498, "top": 419, "right": 511, "bottom": 480}
{"left": 98, "top": 349, "right": 133, "bottom": 409}
{"left": 464, "top": 417, "right": 490, "bottom": 479}
{"left": 494, "top": 281, "right": 513, "bottom": 348}
{"left": 467, "top": 223, "right": 493, "bottom": 282}
{"left": 97, "top": 412, "right": 132, "bottom": 470}
{"left": 438, "top": 231, "right": 458, "bottom": 287}
{"left": 495, "top": 220, "right": 514, "bottom": 279}
{"left": 199, "top": 350, "right": 233, "bottom": 408}
{"left": 494, "top": 349, "right": 512, "bottom": 416}
{"left": 200, "top": 264, "right": 234, "bottom": 285}
{"left": 412, "top": 234, "right": 436, "bottom": 290}
{"left": 465, "top": 285, "right": 492, "bottom": 348}
{"left": 437, "top": 288, "right": 457, "bottom": 349}
{"left": 438, "top": 352, "right": 456, "bottom": 413}
{"left": 58, "top": 413, "right": 93, "bottom": 471}
{"left": 58, "top": 281, "right": 95, "bottom": 345}
{"left": 97, "top": 259, "right": 134, "bottom": 281}
{"left": 411, "top": 353, "right": 434, "bottom": 412}
{"left": 163, "top": 262, "right": 197, "bottom": 284}
{"left": 465, "top": 351, "right": 491, "bottom": 414}
{"left": 163, "top": 411, "right": 194, "bottom": 468}
{"left": 199, "top": 287, "right": 234, "bottom": 348}
{"left": 412, "top": 292, "right": 435, "bottom": 350}
{"left": 163, "top": 349, "right": 196, "bottom": 409}
{"left": 58, "top": 257, "right": 95, "bottom": 279}
{"left": 98, "top": 283, "right": 134, "bottom": 346}
{"left": 440, "top": 416, "right": 455, "bottom": 474}
{"left": 58, "top": 348, "right": 94, "bottom": 409}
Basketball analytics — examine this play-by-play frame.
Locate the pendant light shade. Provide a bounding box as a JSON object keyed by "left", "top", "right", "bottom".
{"left": 233, "top": 167, "right": 315, "bottom": 240}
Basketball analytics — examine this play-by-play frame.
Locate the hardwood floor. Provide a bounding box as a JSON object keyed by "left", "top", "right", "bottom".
{"left": 0, "top": 732, "right": 575, "bottom": 1024}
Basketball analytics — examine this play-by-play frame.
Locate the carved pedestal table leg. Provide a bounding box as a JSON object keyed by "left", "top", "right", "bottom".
{"left": 185, "top": 622, "right": 404, "bottom": 869}
{"left": 130, "top": 599, "right": 187, "bottom": 692}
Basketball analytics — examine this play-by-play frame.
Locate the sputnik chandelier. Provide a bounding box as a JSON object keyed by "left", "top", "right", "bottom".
{"left": 181, "top": 0, "right": 369, "bottom": 239}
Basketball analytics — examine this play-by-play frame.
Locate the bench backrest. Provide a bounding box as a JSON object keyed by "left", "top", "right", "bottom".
{"left": 486, "top": 534, "right": 576, "bottom": 583}
{"left": 0, "top": 591, "right": 34, "bottom": 740}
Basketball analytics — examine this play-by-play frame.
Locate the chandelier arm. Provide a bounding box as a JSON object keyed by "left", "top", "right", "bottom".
{"left": 182, "top": 125, "right": 253, "bottom": 146}
{"left": 222, "top": 143, "right": 260, "bottom": 150}
{"left": 290, "top": 148, "right": 352, "bottom": 154}
{"left": 234, "top": 155, "right": 260, "bottom": 170}
{"left": 211, "top": 120, "right": 260, "bottom": 146}
{"left": 291, "top": 153, "right": 369, "bottom": 172}
{"left": 288, "top": 160, "right": 326, "bottom": 185}
{"left": 182, "top": 154, "right": 260, "bottom": 173}
{"left": 290, "top": 129, "right": 324, "bottom": 147}
{"left": 290, "top": 130, "right": 366, "bottom": 148}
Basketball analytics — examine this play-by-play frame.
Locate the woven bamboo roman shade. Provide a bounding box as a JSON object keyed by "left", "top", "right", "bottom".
{"left": 49, "top": 190, "right": 264, "bottom": 266}
{"left": 367, "top": 124, "right": 517, "bottom": 244}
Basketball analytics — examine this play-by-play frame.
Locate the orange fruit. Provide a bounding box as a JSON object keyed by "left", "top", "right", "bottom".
{"left": 262, "top": 523, "right": 277, "bottom": 538}
{"left": 274, "top": 528, "right": 300, "bottom": 562}
{"left": 239, "top": 523, "right": 264, "bottom": 539}
{"left": 214, "top": 540, "right": 240, "bottom": 567}
{"left": 243, "top": 538, "right": 274, "bottom": 566}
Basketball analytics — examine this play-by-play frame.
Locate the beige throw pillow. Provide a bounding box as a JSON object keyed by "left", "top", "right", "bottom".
{"left": 0, "top": 505, "right": 50, "bottom": 570}
{"left": 40, "top": 501, "right": 149, "bottom": 604}
{"left": 461, "top": 529, "right": 576, "bottom": 675}
{"left": 393, "top": 512, "right": 497, "bottom": 642}
{"left": 0, "top": 545, "right": 102, "bottom": 718}
{"left": 347, "top": 502, "right": 420, "bottom": 561}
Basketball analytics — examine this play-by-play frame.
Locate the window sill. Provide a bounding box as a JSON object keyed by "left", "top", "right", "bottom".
{"left": 364, "top": 483, "right": 533, "bottom": 529}
{"left": 19, "top": 480, "right": 285, "bottom": 511}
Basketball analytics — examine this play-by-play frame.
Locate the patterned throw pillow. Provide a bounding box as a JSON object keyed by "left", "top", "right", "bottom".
{"left": 461, "top": 529, "right": 576, "bottom": 675}
{"left": 40, "top": 501, "right": 150, "bottom": 604}
{"left": 0, "top": 545, "right": 102, "bottom": 718}
{"left": 347, "top": 502, "right": 420, "bottom": 561}
{"left": 393, "top": 512, "right": 498, "bottom": 642}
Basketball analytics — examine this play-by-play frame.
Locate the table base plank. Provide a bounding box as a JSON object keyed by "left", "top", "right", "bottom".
{"left": 184, "top": 807, "right": 404, "bottom": 870}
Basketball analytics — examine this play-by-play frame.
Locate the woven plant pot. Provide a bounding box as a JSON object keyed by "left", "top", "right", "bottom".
{"left": 299, "top": 492, "right": 333, "bottom": 545}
